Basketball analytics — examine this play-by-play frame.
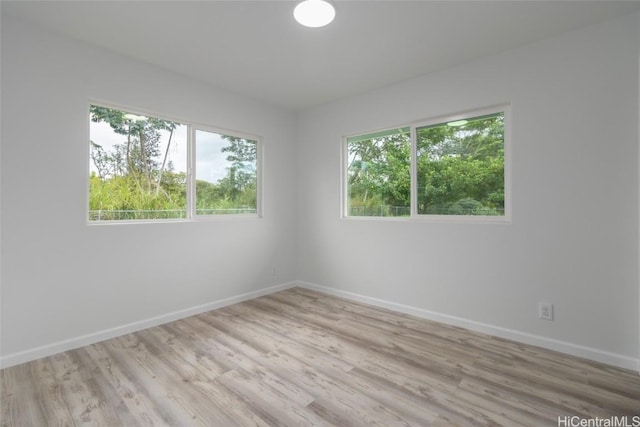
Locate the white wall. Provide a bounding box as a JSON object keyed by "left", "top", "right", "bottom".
{"left": 0, "top": 17, "right": 298, "bottom": 363}
{"left": 297, "top": 13, "right": 640, "bottom": 368}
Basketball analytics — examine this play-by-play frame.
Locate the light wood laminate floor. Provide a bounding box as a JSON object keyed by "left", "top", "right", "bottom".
{"left": 2, "top": 287, "right": 639, "bottom": 426}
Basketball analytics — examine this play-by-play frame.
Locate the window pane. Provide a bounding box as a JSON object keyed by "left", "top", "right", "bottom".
{"left": 89, "top": 105, "right": 187, "bottom": 221}
{"left": 417, "top": 112, "right": 504, "bottom": 216}
{"left": 346, "top": 127, "right": 411, "bottom": 217}
{"left": 195, "top": 130, "right": 258, "bottom": 215}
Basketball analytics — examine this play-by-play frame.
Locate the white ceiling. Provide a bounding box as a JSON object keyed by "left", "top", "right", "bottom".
{"left": 3, "top": 1, "right": 640, "bottom": 111}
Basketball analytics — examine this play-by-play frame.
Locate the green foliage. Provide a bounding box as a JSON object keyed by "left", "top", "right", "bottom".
{"left": 89, "top": 172, "right": 186, "bottom": 220}
{"left": 194, "top": 136, "right": 258, "bottom": 214}
{"left": 417, "top": 113, "right": 504, "bottom": 215}
{"left": 217, "top": 136, "right": 257, "bottom": 206}
{"left": 347, "top": 128, "right": 411, "bottom": 217}
{"left": 195, "top": 178, "right": 257, "bottom": 215}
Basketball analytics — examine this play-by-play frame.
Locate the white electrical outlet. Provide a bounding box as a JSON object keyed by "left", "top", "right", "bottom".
{"left": 539, "top": 302, "right": 553, "bottom": 321}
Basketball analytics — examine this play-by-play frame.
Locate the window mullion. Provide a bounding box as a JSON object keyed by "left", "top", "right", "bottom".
{"left": 410, "top": 126, "right": 418, "bottom": 218}
{"left": 187, "top": 125, "right": 195, "bottom": 219}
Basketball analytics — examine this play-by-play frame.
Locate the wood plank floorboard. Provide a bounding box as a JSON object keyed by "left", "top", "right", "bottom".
{"left": 2, "top": 287, "right": 639, "bottom": 426}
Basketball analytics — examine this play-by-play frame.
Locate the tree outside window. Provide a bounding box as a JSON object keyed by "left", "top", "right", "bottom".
{"left": 346, "top": 128, "right": 411, "bottom": 217}
{"left": 417, "top": 112, "right": 504, "bottom": 216}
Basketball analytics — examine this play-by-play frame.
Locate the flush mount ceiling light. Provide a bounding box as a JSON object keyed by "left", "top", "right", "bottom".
{"left": 294, "top": 0, "right": 335, "bottom": 28}
{"left": 447, "top": 120, "right": 468, "bottom": 127}
{"left": 124, "top": 113, "right": 147, "bottom": 122}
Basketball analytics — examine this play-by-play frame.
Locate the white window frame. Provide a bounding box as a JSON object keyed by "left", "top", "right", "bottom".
{"left": 342, "top": 104, "right": 511, "bottom": 223}
{"left": 87, "top": 101, "right": 263, "bottom": 224}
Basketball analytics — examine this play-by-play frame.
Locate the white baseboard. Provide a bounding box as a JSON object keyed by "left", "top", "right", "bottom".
{"left": 4, "top": 280, "right": 637, "bottom": 373}
{"left": 297, "top": 281, "right": 640, "bottom": 373}
{"left": 0, "top": 281, "right": 297, "bottom": 369}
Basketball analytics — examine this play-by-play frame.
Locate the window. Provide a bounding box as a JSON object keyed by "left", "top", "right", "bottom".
{"left": 194, "top": 129, "right": 258, "bottom": 215}
{"left": 344, "top": 106, "right": 508, "bottom": 220}
{"left": 89, "top": 104, "right": 261, "bottom": 222}
{"left": 346, "top": 127, "right": 411, "bottom": 217}
{"left": 416, "top": 112, "right": 505, "bottom": 216}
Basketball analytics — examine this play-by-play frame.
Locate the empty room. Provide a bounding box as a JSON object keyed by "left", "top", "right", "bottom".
{"left": 1, "top": 1, "right": 640, "bottom": 425}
